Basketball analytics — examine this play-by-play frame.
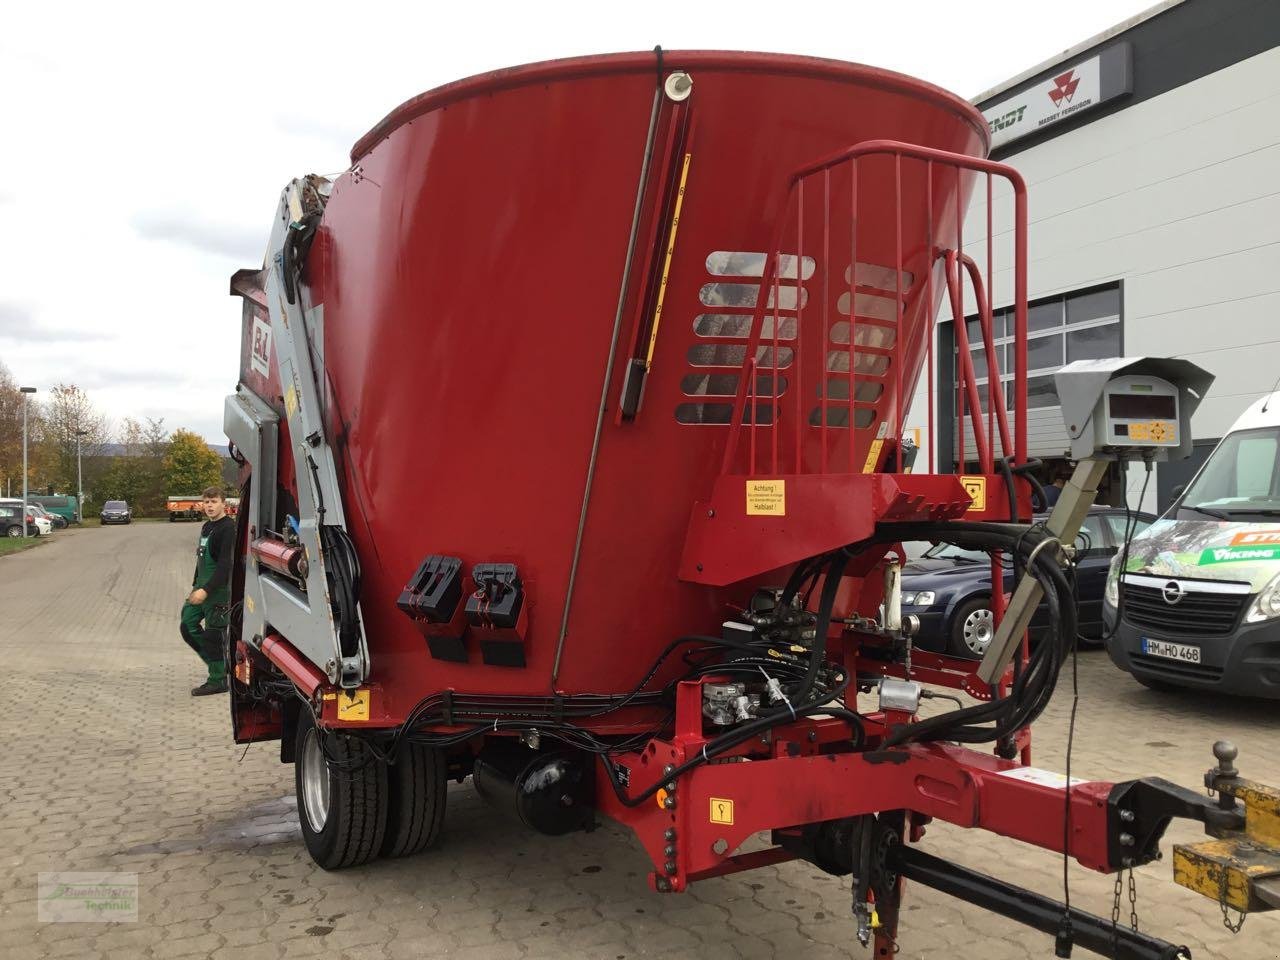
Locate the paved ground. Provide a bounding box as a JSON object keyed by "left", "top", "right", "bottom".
{"left": 2, "top": 522, "right": 1279, "bottom": 959}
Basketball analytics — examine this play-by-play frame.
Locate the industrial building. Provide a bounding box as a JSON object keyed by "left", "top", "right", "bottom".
{"left": 910, "top": 0, "right": 1280, "bottom": 512}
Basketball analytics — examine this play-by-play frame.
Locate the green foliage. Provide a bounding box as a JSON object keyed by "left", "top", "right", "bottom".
{"left": 97, "top": 418, "right": 170, "bottom": 515}
{"left": 164, "top": 429, "right": 223, "bottom": 497}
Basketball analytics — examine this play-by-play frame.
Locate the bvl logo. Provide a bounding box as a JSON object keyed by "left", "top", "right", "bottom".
{"left": 1048, "top": 70, "right": 1080, "bottom": 107}
{"left": 250, "top": 316, "right": 273, "bottom": 376}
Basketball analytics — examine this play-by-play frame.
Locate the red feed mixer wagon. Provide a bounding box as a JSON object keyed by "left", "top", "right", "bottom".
{"left": 224, "top": 50, "right": 1280, "bottom": 957}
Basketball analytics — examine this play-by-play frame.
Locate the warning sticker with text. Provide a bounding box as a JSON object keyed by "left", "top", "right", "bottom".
{"left": 745, "top": 480, "right": 786, "bottom": 516}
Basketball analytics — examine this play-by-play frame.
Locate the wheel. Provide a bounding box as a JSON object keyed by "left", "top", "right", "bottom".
{"left": 169, "top": 515, "right": 176, "bottom": 522}
{"left": 294, "top": 709, "right": 387, "bottom": 869}
{"left": 381, "top": 739, "right": 447, "bottom": 858}
{"left": 5, "top": 525, "right": 21, "bottom": 538}
{"left": 948, "top": 597, "right": 995, "bottom": 659}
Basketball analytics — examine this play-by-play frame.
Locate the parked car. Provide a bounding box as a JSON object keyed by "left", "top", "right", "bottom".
{"left": 0, "top": 502, "right": 52, "bottom": 537}
{"left": 901, "top": 506, "right": 1156, "bottom": 659}
{"left": 27, "top": 494, "right": 78, "bottom": 525}
{"left": 100, "top": 500, "right": 133, "bottom": 524}
{"left": 27, "top": 502, "right": 67, "bottom": 529}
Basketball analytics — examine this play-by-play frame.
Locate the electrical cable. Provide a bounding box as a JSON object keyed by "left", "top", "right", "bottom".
{"left": 1059, "top": 457, "right": 1152, "bottom": 943}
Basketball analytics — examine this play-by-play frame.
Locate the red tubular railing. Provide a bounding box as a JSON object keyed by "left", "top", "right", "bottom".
{"left": 719, "top": 139, "right": 1028, "bottom": 479}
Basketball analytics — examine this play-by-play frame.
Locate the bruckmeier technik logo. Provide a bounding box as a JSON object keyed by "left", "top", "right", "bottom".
{"left": 38, "top": 873, "right": 139, "bottom": 923}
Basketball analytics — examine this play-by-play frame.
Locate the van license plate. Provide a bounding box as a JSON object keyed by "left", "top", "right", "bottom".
{"left": 1142, "top": 638, "right": 1201, "bottom": 664}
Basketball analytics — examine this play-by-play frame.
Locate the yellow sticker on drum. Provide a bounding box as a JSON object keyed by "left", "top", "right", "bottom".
{"left": 745, "top": 480, "right": 785, "bottom": 517}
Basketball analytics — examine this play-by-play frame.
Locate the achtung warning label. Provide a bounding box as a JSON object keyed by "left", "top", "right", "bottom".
{"left": 710, "top": 798, "right": 735, "bottom": 825}
{"left": 746, "top": 480, "right": 786, "bottom": 516}
{"left": 960, "top": 476, "right": 986, "bottom": 512}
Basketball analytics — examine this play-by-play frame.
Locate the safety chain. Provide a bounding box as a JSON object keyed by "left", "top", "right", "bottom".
{"left": 1218, "top": 864, "right": 1248, "bottom": 934}
{"left": 1128, "top": 868, "right": 1140, "bottom": 932}
{"left": 1111, "top": 870, "right": 1123, "bottom": 930}
{"left": 1111, "top": 864, "right": 1140, "bottom": 949}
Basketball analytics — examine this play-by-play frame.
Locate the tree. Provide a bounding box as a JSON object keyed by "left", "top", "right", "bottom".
{"left": 0, "top": 362, "right": 23, "bottom": 495}
{"left": 164, "top": 429, "right": 224, "bottom": 496}
{"left": 35, "top": 384, "right": 109, "bottom": 495}
{"left": 99, "top": 419, "right": 154, "bottom": 510}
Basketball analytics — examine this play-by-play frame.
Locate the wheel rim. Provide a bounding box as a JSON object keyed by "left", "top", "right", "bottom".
{"left": 962, "top": 607, "right": 995, "bottom": 656}
{"left": 300, "top": 728, "right": 330, "bottom": 833}
{"left": 7, "top": 527, "right": 20, "bottom": 538}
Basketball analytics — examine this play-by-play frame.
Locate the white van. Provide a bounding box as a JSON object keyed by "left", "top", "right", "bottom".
{"left": 1103, "top": 390, "right": 1280, "bottom": 697}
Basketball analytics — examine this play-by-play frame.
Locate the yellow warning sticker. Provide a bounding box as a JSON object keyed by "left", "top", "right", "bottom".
{"left": 960, "top": 476, "right": 987, "bottom": 512}
{"left": 710, "top": 798, "right": 735, "bottom": 825}
{"left": 337, "top": 688, "right": 371, "bottom": 721}
{"left": 745, "top": 480, "right": 786, "bottom": 517}
{"left": 862, "top": 422, "right": 890, "bottom": 473}
{"left": 1127, "top": 420, "right": 1176, "bottom": 443}
{"left": 284, "top": 384, "right": 299, "bottom": 419}
{"left": 245, "top": 595, "right": 255, "bottom": 613}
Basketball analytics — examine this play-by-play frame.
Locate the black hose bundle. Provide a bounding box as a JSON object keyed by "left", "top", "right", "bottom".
{"left": 860, "top": 520, "right": 1077, "bottom": 748}
{"left": 322, "top": 524, "right": 363, "bottom": 659}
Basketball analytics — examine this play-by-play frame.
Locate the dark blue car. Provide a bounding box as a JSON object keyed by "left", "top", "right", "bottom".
{"left": 901, "top": 507, "right": 1155, "bottom": 659}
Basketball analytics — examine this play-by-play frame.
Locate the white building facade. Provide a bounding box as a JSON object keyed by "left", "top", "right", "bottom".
{"left": 909, "top": 0, "right": 1280, "bottom": 512}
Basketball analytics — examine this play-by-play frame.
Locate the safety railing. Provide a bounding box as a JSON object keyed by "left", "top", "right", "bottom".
{"left": 718, "top": 140, "right": 1029, "bottom": 479}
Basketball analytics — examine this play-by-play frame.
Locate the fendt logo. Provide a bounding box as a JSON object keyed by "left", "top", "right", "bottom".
{"left": 1048, "top": 70, "right": 1081, "bottom": 106}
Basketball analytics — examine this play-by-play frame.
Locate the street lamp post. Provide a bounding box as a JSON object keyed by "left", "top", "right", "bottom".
{"left": 76, "top": 428, "right": 86, "bottom": 523}
{"left": 20, "top": 386, "right": 36, "bottom": 538}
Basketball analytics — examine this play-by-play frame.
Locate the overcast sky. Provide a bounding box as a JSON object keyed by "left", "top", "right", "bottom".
{"left": 1, "top": 0, "right": 1160, "bottom": 442}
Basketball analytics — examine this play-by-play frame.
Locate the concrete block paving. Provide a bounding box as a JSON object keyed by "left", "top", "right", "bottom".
{"left": 2, "top": 523, "right": 1278, "bottom": 957}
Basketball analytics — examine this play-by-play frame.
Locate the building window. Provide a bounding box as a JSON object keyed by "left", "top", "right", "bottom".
{"left": 957, "top": 283, "right": 1120, "bottom": 412}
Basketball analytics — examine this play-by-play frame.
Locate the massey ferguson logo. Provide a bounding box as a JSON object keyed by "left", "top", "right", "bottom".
{"left": 1048, "top": 70, "right": 1081, "bottom": 106}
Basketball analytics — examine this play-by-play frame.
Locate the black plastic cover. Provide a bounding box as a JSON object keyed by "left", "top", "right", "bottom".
{"left": 465, "top": 563, "right": 523, "bottom": 628}
{"left": 397, "top": 554, "right": 464, "bottom": 623}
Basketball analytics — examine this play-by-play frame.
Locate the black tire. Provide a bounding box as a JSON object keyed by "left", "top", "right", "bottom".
{"left": 948, "top": 596, "right": 995, "bottom": 660}
{"left": 5, "top": 525, "right": 21, "bottom": 538}
{"left": 294, "top": 709, "right": 387, "bottom": 870}
{"left": 381, "top": 740, "right": 447, "bottom": 858}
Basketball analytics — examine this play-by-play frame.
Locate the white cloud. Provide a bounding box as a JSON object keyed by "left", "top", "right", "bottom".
{"left": 1, "top": 0, "right": 1157, "bottom": 442}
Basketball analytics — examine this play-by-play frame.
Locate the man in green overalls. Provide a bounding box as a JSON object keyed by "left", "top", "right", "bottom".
{"left": 180, "top": 486, "right": 235, "bottom": 696}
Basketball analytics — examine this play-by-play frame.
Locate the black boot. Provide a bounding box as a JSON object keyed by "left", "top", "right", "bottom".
{"left": 191, "top": 678, "right": 228, "bottom": 696}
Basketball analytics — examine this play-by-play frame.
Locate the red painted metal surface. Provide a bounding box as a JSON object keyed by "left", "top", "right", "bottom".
{"left": 596, "top": 678, "right": 1117, "bottom": 893}
{"left": 259, "top": 633, "right": 330, "bottom": 700}
{"left": 250, "top": 538, "right": 307, "bottom": 581}
{"left": 288, "top": 51, "right": 993, "bottom": 708}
